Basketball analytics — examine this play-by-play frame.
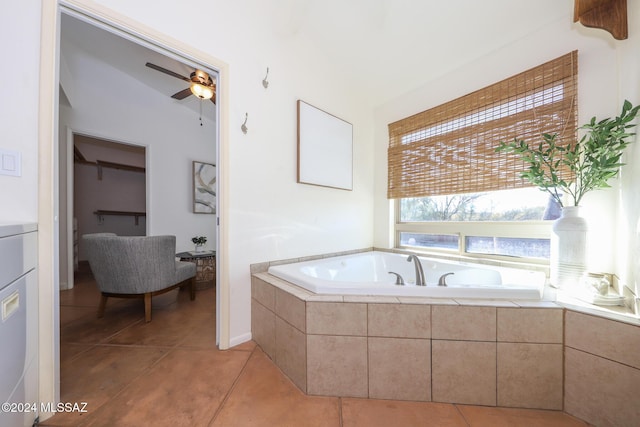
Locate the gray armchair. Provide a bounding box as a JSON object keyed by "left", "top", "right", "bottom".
{"left": 82, "top": 233, "right": 197, "bottom": 322}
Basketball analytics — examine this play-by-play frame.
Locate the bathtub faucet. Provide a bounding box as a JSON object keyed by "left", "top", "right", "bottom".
{"left": 438, "top": 272, "right": 454, "bottom": 287}
{"left": 388, "top": 271, "right": 405, "bottom": 286}
{"left": 406, "top": 254, "right": 426, "bottom": 286}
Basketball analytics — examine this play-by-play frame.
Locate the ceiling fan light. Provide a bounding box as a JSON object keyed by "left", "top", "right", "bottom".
{"left": 190, "top": 82, "right": 213, "bottom": 100}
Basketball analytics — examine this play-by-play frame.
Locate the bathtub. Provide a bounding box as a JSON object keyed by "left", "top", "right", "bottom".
{"left": 267, "top": 251, "right": 546, "bottom": 299}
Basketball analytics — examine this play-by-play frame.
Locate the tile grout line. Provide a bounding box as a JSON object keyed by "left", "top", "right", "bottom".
{"left": 207, "top": 345, "right": 258, "bottom": 426}
{"left": 453, "top": 404, "right": 472, "bottom": 426}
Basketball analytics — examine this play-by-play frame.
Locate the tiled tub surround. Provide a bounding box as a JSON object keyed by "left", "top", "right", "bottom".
{"left": 251, "top": 272, "right": 564, "bottom": 409}
{"left": 252, "top": 271, "right": 640, "bottom": 426}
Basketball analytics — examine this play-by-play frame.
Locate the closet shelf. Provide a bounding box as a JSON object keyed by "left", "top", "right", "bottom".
{"left": 75, "top": 159, "right": 145, "bottom": 180}
{"left": 94, "top": 210, "right": 146, "bottom": 225}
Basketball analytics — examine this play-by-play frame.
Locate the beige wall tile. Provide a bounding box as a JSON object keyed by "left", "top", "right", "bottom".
{"left": 251, "top": 300, "right": 276, "bottom": 359}
{"left": 565, "top": 310, "right": 640, "bottom": 369}
{"left": 306, "top": 302, "right": 367, "bottom": 336}
{"left": 432, "top": 306, "right": 496, "bottom": 341}
{"left": 249, "top": 262, "right": 270, "bottom": 274}
{"left": 565, "top": 347, "right": 640, "bottom": 427}
{"left": 306, "top": 335, "right": 368, "bottom": 397}
{"left": 497, "top": 308, "right": 563, "bottom": 343}
{"left": 275, "top": 288, "right": 306, "bottom": 332}
{"left": 368, "top": 304, "right": 431, "bottom": 338}
{"left": 275, "top": 316, "right": 306, "bottom": 392}
{"left": 432, "top": 340, "right": 496, "bottom": 406}
{"left": 368, "top": 337, "right": 431, "bottom": 401}
{"left": 251, "top": 276, "right": 275, "bottom": 311}
{"left": 497, "top": 343, "right": 563, "bottom": 410}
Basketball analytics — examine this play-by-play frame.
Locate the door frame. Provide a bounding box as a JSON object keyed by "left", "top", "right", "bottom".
{"left": 39, "top": 0, "right": 231, "bottom": 416}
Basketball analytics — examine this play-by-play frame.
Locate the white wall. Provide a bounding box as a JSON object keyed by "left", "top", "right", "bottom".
{"left": 0, "top": 1, "right": 41, "bottom": 222}
{"left": 374, "top": 10, "right": 640, "bottom": 293}
{"left": 59, "top": 47, "right": 217, "bottom": 254}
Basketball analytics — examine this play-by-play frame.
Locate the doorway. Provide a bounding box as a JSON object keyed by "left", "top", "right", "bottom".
{"left": 72, "top": 135, "right": 147, "bottom": 280}
{"left": 57, "top": 9, "right": 220, "bottom": 339}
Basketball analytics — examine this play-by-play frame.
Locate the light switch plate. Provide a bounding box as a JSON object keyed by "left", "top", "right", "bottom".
{"left": 0, "top": 149, "right": 21, "bottom": 177}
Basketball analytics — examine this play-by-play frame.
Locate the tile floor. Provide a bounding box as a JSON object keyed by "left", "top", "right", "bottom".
{"left": 42, "top": 264, "right": 591, "bottom": 426}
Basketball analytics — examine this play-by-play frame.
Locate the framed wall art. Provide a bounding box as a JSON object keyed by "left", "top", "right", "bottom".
{"left": 297, "top": 100, "right": 353, "bottom": 191}
{"left": 193, "top": 161, "right": 216, "bottom": 214}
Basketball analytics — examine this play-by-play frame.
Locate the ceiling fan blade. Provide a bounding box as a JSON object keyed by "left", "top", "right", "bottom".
{"left": 171, "top": 88, "right": 193, "bottom": 100}
{"left": 145, "top": 62, "right": 190, "bottom": 82}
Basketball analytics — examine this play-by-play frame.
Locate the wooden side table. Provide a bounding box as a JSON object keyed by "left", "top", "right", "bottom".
{"left": 176, "top": 251, "right": 216, "bottom": 290}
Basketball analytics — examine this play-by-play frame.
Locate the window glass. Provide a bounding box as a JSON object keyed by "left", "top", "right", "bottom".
{"left": 465, "top": 236, "right": 550, "bottom": 259}
{"left": 399, "top": 233, "right": 458, "bottom": 250}
{"left": 399, "top": 188, "right": 561, "bottom": 222}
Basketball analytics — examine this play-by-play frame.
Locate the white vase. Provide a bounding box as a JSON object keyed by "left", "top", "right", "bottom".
{"left": 550, "top": 206, "right": 588, "bottom": 289}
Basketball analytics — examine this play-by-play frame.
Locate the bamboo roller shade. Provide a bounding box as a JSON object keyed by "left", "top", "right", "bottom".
{"left": 387, "top": 51, "right": 578, "bottom": 199}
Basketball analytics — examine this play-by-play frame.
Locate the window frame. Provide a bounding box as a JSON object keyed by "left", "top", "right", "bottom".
{"left": 394, "top": 199, "right": 552, "bottom": 265}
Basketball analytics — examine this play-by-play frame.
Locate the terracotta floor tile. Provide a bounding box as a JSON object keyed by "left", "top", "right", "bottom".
{"left": 60, "top": 343, "right": 94, "bottom": 363}
{"left": 60, "top": 301, "right": 144, "bottom": 344}
{"left": 153, "top": 286, "right": 215, "bottom": 312}
{"left": 177, "top": 314, "right": 217, "bottom": 348}
{"left": 457, "top": 405, "right": 590, "bottom": 426}
{"left": 59, "top": 270, "right": 101, "bottom": 307}
{"left": 81, "top": 348, "right": 250, "bottom": 427}
{"left": 210, "top": 348, "right": 340, "bottom": 427}
{"left": 59, "top": 305, "right": 96, "bottom": 326}
{"left": 342, "top": 398, "right": 467, "bottom": 427}
{"left": 106, "top": 307, "right": 212, "bottom": 347}
{"left": 49, "top": 345, "right": 169, "bottom": 426}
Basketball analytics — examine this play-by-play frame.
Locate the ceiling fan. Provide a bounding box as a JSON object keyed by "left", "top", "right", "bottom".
{"left": 145, "top": 62, "right": 216, "bottom": 104}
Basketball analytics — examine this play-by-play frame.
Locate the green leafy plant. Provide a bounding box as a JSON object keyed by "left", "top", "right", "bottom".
{"left": 191, "top": 236, "right": 207, "bottom": 246}
{"left": 495, "top": 100, "right": 639, "bottom": 207}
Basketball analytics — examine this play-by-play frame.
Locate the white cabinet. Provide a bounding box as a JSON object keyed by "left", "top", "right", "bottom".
{"left": 0, "top": 223, "right": 38, "bottom": 427}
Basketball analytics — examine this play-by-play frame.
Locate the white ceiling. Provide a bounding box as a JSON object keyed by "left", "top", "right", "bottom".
{"left": 60, "top": 0, "right": 575, "bottom": 110}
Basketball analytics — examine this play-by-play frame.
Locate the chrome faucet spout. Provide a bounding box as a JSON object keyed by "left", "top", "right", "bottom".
{"left": 438, "top": 272, "right": 454, "bottom": 287}
{"left": 388, "top": 271, "right": 405, "bottom": 286}
{"left": 406, "top": 254, "right": 426, "bottom": 286}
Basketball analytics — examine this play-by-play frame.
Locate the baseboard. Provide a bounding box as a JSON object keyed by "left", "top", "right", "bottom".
{"left": 229, "top": 332, "right": 252, "bottom": 348}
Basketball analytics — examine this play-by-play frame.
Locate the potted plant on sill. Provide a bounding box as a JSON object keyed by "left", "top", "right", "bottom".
{"left": 495, "top": 100, "right": 639, "bottom": 288}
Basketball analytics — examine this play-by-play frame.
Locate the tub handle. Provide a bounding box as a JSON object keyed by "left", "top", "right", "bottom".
{"left": 438, "top": 272, "right": 454, "bottom": 287}
{"left": 388, "top": 271, "right": 405, "bottom": 286}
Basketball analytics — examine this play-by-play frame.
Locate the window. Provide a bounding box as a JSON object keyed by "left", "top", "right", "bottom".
{"left": 396, "top": 188, "right": 558, "bottom": 259}
{"left": 389, "top": 52, "right": 577, "bottom": 261}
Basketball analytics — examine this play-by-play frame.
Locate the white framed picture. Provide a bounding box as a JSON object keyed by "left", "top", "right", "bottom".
{"left": 297, "top": 100, "right": 353, "bottom": 191}
{"left": 193, "top": 161, "right": 216, "bottom": 214}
